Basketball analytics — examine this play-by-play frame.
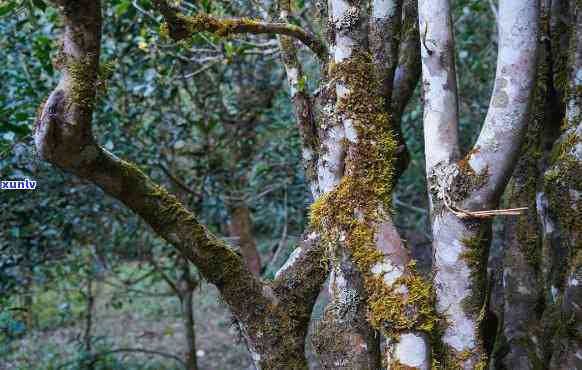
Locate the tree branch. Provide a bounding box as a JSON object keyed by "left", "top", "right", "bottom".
{"left": 277, "top": 0, "right": 320, "bottom": 190}
{"left": 392, "top": 0, "right": 421, "bottom": 120}
{"left": 369, "top": 0, "right": 403, "bottom": 108}
{"left": 418, "top": 0, "right": 461, "bottom": 173}
{"left": 154, "top": 0, "right": 328, "bottom": 60}
{"left": 272, "top": 230, "right": 326, "bottom": 318}
{"left": 392, "top": 0, "right": 421, "bottom": 179}
{"left": 86, "top": 348, "right": 187, "bottom": 368}
{"left": 467, "top": 0, "right": 540, "bottom": 206}
{"left": 35, "top": 0, "right": 271, "bottom": 349}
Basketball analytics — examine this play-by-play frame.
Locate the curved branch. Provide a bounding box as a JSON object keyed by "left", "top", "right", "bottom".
{"left": 34, "top": 0, "right": 271, "bottom": 351}
{"left": 392, "top": 0, "right": 421, "bottom": 179}
{"left": 392, "top": 0, "right": 421, "bottom": 120}
{"left": 154, "top": 0, "right": 328, "bottom": 60}
{"left": 272, "top": 230, "right": 327, "bottom": 318}
{"left": 369, "top": 0, "right": 403, "bottom": 107}
{"left": 467, "top": 0, "right": 540, "bottom": 206}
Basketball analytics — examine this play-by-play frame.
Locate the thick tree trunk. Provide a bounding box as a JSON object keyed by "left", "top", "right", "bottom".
{"left": 493, "top": 1, "right": 567, "bottom": 366}
{"left": 306, "top": 1, "right": 432, "bottom": 368}
{"left": 419, "top": 0, "right": 539, "bottom": 367}
{"left": 544, "top": 2, "right": 582, "bottom": 367}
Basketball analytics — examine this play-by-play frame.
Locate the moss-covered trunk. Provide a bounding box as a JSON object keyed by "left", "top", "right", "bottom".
{"left": 493, "top": 2, "right": 562, "bottom": 366}
{"left": 543, "top": 1, "right": 582, "bottom": 367}
{"left": 308, "top": 1, "right": 433, "bottom": 368}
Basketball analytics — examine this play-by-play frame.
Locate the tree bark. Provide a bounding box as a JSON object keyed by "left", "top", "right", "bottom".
{"left": 544, "top": 1, "right": 582, "bottom": 367}
{"left": 304, "top": 1, "right": 432, "bottom": 367}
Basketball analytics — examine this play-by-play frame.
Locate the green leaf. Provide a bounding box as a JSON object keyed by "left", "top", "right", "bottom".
{"left": 31, "top": 0, "right": 46, "bottom": 11}
{"left": 0, "top": 1, "right": 18, "bottom": 17}
{"left": 115, "top": 0, "right": 131, "bottom": 17}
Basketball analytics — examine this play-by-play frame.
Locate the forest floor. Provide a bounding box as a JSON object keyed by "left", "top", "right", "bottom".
{"left": 1, "top": 263, "right": 253, "bottom": 370}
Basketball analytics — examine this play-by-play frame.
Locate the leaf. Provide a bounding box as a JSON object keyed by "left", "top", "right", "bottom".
{"left": 115, "top": 0, "right": 131, "bottom": 17}
{"left": 31, "top": 0, "right": 46, "bottom": 11}
{"left": 14, "top": 112, "right": 28, "bottom": 122}
{"left": 0, "top": 1, "right": 17, "bottom": 17}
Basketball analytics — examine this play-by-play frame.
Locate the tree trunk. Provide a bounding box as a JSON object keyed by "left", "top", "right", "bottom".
{"left": 306, "top": 1, "right": 432, "bottom": 367}
{"left": 544, "top": 1, "right": 582, "bottom": 367}
{"left": 84, "top": 270, "right": 95, "bottom": 369}
{"left": 178, "top": 262, "right": 199, "bottom": 370}
{"left": 493, "top": 1, "right": 566, "bottom": 366}
{"left": 228, "top": 204, "right": 261, "bottom": 276}
{"left": 419, "top": 0, "right": 539, "bottom": 367}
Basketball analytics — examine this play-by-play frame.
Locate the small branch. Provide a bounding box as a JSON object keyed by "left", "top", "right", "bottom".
{"left": 392, "top": 0, "right": 421, "bottom": 118}
{"left": 277, "top": 0, "right": 320, "bottom": 187}
{"left": 158, "top": 163, "right": 202, "bottom": 198}
{"left": 86, "top": 348, "right": 187, "bottom": 368}
{"left": 369, "top": 0, "right": 403, "bottom": 106}
{"left": 147, "top": 255, "right": 179, "bottom": 295}
{"left": 154, "top": 0, "right": 328, "bottom": 60}
{"left": 394, "top": 197, "right": 428, "bottom": 215}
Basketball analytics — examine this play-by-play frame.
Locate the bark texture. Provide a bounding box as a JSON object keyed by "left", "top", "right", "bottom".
{"left": 544, "top": 1, "right": 582, "bottom": 367}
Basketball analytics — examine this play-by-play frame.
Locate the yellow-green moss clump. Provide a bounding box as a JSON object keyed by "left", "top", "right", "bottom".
{"left": 67, "top": 55, "right": 97, "bottom": 110}
{"left": 367, "top": 261, "right": 436, "bottom": 334}
{"left": 176, "top": 13, "right": 260, "bottom": 37}
{"left": 309, "top": 50, "right": 437, "bottom": 339}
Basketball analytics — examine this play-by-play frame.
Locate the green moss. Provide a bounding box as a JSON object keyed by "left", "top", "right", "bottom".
{"left": 176, "top": 13, "right": 262, "bottom": 38}
{"left": 459, "top": 230, "right": 490, "bottom": 318}
{"left": 309, "top": 50, "right": 437, "bottom": 339}
{"left": 545, "top": 143, "right": 582, "bottom": 280}
{"left": 96, "top": 60, "right": 115, "bottom": 94}
{"left": 148, "top": 183, "right": 197, "bottom": 226}
{"left": 366, "top": 262, "right": 437, "bottom": 336}
{"left": 67, "top": 55, "right": 97, "bottom": 110}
